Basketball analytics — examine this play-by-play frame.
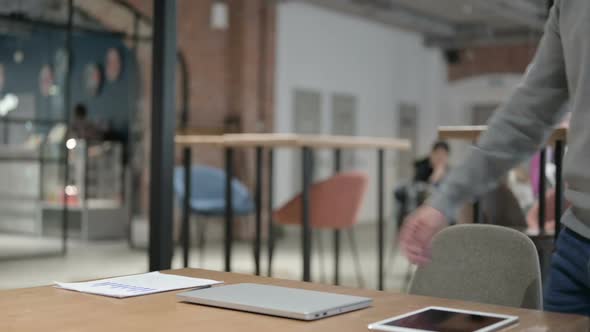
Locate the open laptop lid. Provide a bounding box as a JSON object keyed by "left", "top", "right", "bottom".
{"left": 177, "top": 283, "right": 372, "bottom": 320}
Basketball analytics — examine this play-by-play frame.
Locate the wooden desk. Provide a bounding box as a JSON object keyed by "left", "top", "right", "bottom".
{"left": 2, "top": 269, "right": 587, "bottom": 332}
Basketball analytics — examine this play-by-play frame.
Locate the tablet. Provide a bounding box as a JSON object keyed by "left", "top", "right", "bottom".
{"left": 368, "top": 306, "right": 519, "bottom": 332}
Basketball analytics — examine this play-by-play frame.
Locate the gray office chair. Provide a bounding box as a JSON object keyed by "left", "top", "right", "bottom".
{"left": 409, "top": 224, "right": 542, "bottom": 310}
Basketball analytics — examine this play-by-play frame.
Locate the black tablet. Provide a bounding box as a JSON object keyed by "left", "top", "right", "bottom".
{"left": 368, "top": 306, "right": 519, "bottom": 332}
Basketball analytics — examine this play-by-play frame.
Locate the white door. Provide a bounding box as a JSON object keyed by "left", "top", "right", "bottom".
{"left": 331, "top": 93, "right": 357, "bottom": 170}
{"left": 292, "top": 89, "right": 322, "bottom": 190}
{"left": 397, "top": 103, "right": 418, "bottom": 181}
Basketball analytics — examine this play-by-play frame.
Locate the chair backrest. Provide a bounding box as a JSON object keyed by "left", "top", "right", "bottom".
{"left": 273, "top": 171, "right": 368, "bottom": 229}
{"left": 173, "top": 165, "right": 251, "bottom": 203}
{"left": 409, "top": 224, "right": 542, "bottom": 310}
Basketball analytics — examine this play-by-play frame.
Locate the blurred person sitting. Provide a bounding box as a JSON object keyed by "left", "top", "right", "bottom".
{"left": 413, "top": 141, "right": 451, "bottom": 186}
{"left": 394, "top": 141, "right": 452, "bottom": 227}
{"left": 70, "top": 103, "right": 104, "bottom": 140}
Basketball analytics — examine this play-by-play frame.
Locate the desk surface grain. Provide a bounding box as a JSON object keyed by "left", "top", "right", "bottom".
{"left": 1, "top": 269, "right": 587, "bottom": 332}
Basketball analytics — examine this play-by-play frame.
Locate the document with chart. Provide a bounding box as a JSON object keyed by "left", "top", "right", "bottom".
{"left": 55, "top": 272, "right": 222, "bottom": 298}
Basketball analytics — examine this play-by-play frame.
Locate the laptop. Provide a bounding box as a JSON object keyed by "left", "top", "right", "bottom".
{"left": 177, "top": 283, "right": 372, "bottom": 321}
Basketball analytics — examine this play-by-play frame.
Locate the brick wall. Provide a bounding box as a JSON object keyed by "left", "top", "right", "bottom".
{"left": 92, "top": 0, "right": 276, "bottom": 214}
{"left": 126, "top": 1, "right": 275, "bottom": 138}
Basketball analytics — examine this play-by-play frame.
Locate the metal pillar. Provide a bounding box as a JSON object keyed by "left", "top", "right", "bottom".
{"left": 333, "top": 148, "right": 342, "bottom": 285}
{"left": 224, "top": 147, "right": 235, "bottom": 272}
{"left": 182, "top": 147, "right": 191, "bottom": 268}
{"left": 302, "top": 147, "right": 313, "bottom": 282}
{"left": 254, "top": 146, "right": 263, "bottom": 275}
{"left": 377, "top": 149, "right": 385, "bottom": 290}
{"left": 267, "top": 149, "right": 275, "bottom": 277}
{"left": 178, "top": 52, "right": 190, "bottom": 129}
{"left": 149, "top": 0, "right": 177, "bottom": 271}
{"left": 61, "top": 0, "right": 74, "bottom": 255}
{"left": 472, "top": 137, "right": 481, "bottom": 224}
{"left": 127, "top": 12, "right": 141, "bottom": 249}
{"left": 473, "top": 202, "right": 481, "bottom": 223}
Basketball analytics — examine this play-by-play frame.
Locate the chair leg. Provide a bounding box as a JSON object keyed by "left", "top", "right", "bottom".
{"left": 315, "top": 230, "right": 327, "bottom": 284}
{"left": 347, "top": 229, "right": 365, "bottom": 288}
{"left": 403, "top": 262, "right": 414, "bottom": 293}
{"left": 386, "top": 228, "right": 400, "bottom": 279}
{"left": 197, "top": 217, "right": 208, "bottom": 268}
{"left": 267, "top": 222, "right": 275, "bottom": 277}
{"left": 333, "top": 230, "right": 341, "bottom": 285}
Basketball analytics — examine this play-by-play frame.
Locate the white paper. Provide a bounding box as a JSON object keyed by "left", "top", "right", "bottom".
{"left": 55, "top": 272, "right": 222, "bottom": 298}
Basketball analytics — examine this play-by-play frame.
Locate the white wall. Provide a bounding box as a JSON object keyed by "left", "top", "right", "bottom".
{"left": 441, "top": 74, "right": 523, "bottom": 162}
{"left": 273, "top": 2, "right": 448, "bottom": 222}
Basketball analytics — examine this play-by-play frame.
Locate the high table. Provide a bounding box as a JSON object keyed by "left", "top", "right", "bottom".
{"left": 175, "top": 134, "right": 411, "bottom": 290}
{"left": 438, "top": 126, "right": 567, "bottom": 241}
{"left": 1, "top": 269, "right": 587, "bottom": 331}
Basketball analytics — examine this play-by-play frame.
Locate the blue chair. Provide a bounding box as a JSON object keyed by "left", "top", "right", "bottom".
{"left": 174, "top": 165, "right": 255, "bottom": 265}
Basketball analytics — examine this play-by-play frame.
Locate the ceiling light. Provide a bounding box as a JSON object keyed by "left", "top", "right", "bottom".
{"left": 66, "top": 138, "right": 77, "bottom": 150}
{"left": 210, "top": 1, "right": 229, "bottom": 30}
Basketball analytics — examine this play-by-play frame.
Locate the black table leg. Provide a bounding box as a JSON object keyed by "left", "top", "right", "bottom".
{"left": 473, "top": 201, "right": 481, "bottom": 224}
{"left": 472, "top": 138, "right": 481, "bottom": 224}
{"left": 333, "top": 148, "right": 342, "bottom": 286}
{"left": 377, "top": 149, "right": 385, "bottom": 291}
{"left": 539, "top": 148, "right": 547, "bottom": 234}
{"left": 182, "top": 147, "right": 191, "bottom": 268}
{"left": 254, "top": 146, "right": 263, "bottom": 276}
{"left": 302, "top": 147, "right": 312, "bottom": 282}
{"left": 554, "top": 140, "right": 564, "bottom": 240}
{"left": 267, "top": 149, "right": 275, "bottom": 277}
{"left": 224, "top": 147, "right": 234, "bottom": 272}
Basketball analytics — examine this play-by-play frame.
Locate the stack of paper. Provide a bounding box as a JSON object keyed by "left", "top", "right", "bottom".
{"left": 55, "top": 272, "right": 222, "bottom": 298}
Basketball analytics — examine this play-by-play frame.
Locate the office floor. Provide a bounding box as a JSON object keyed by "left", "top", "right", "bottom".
{"left": 0, "top": 221, "right": 413, "bottom": 292}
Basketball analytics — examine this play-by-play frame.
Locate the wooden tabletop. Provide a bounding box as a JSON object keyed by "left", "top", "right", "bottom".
{"left": 175, "top": 134, "right": 411, "bottom": 150}
{"left": 1, "top": 269, "right": 587, "bottom": 332}
{"left": 438, "top": 126, "right": 568, "bottom": 144}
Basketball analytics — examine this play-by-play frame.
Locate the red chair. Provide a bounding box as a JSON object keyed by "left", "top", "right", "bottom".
{"left": 270, "top": 171, "right": 369, "bottom": 286}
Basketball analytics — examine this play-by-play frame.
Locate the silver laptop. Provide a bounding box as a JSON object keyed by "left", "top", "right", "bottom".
{"left": 177, "top": 283, "right": 372, "bottom": 321}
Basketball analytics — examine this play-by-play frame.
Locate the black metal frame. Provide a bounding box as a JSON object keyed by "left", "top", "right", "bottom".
{"left": 301, "top": 147, "right": 313, "bottom": 282}
{"left": 126, "top": 12, "right": 141, "bottom": 249}
{"left": 182, "top": 147, "right": 191, "bottom": 268}
{"left": 267, "top": 149, "right": 275, "bottom": 277}
{"left": 254, "top": 147, "right": 263, "bottom": 275}
{"left": 224, "top": 147, "right": 235, "bottom": 272}
{"left": 148, "top": 0, "right": 176, "bottom": 272}
{"left": 333, "top": 148, "right": 342, "bottom": 285}
{"left": 377, "top": 149, "right": 385, "bottom": 291}
{"left": 61, "top": 0, "right": 74, "bottom": 256}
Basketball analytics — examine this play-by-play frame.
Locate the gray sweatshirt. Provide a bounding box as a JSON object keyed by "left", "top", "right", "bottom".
{"left": 430, "top": 0, "right": 590, "bottom": 238}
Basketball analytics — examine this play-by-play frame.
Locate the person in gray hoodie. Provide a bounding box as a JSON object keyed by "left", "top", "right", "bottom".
{"left": 400, "top": 0, "right": 590, "bottom": 315}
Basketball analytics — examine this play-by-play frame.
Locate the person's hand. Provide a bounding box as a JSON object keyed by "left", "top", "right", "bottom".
{"left": 400, "top": 205, "right": 448, "bottom": 265}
